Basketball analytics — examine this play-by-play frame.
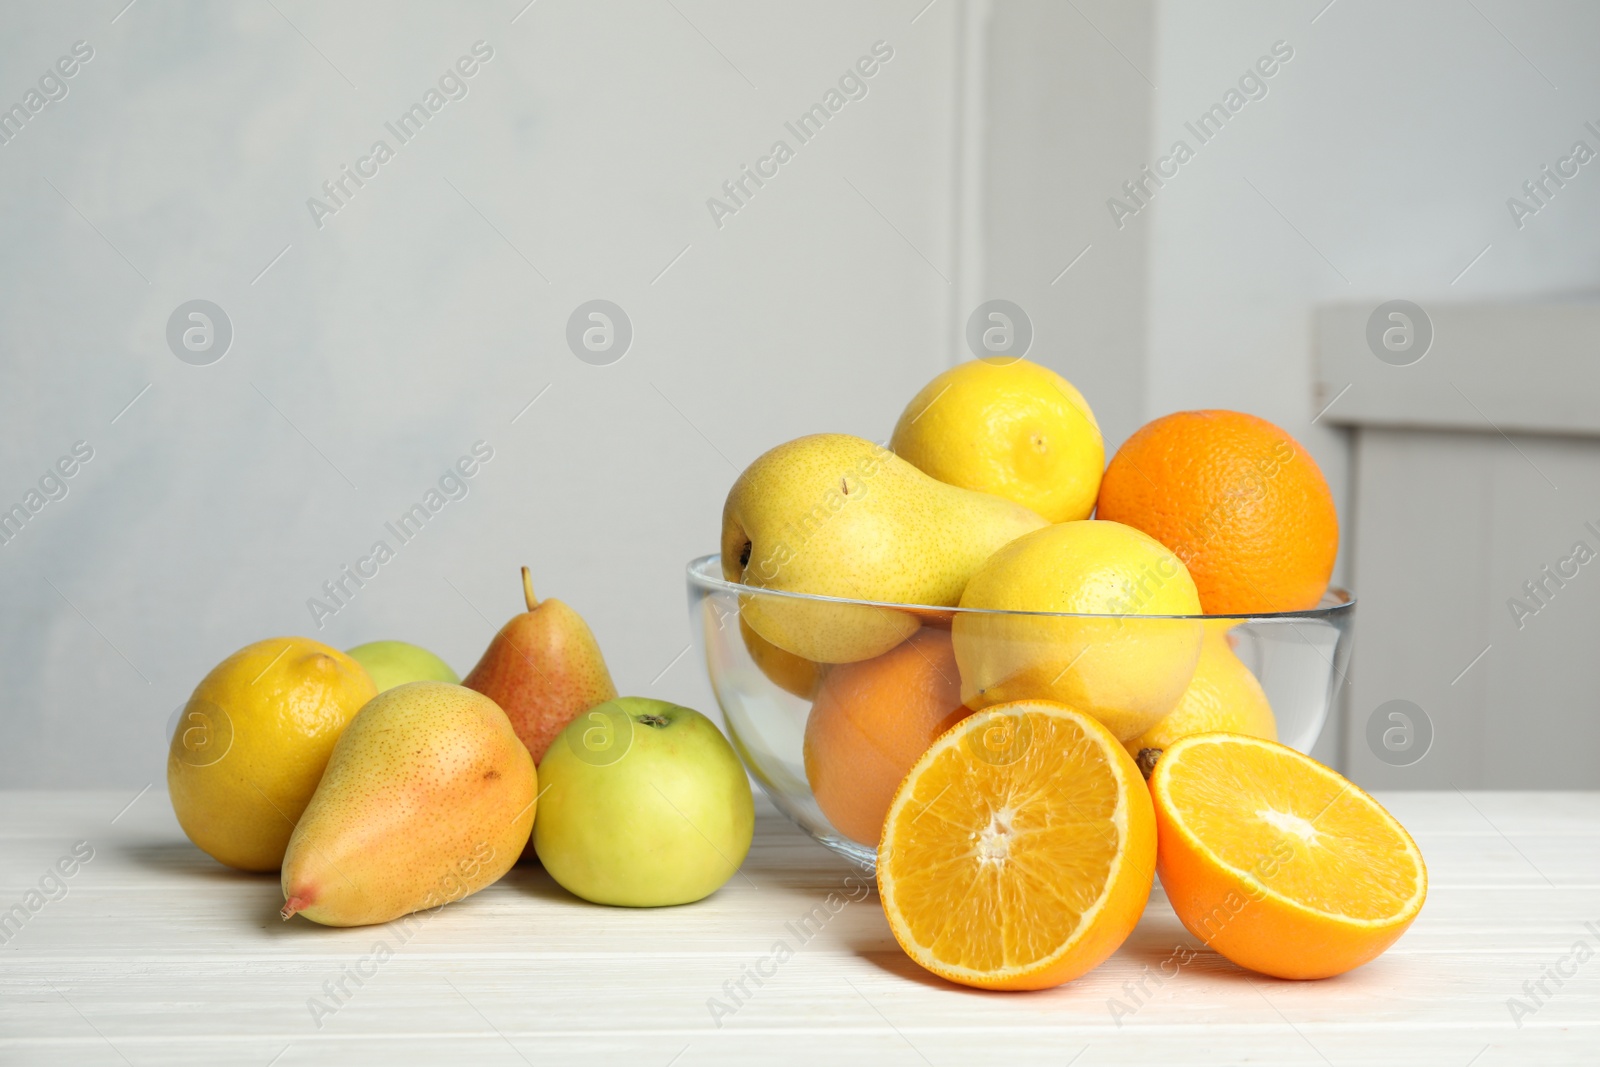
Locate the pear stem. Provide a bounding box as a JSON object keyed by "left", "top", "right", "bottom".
{"left": 281, "top": 896, "right": 306, "bottom": 921}
{"left": 521, "top": 566, "right": 539, "bottom": 612}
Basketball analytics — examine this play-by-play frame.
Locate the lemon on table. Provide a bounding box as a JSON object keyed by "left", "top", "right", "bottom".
{"left": 1124, "top": 623, "right": 1276, "bottom": 761}
{"left": 167, "top": 637, "right": 377, "bottom": 871}
{"left": 952, "top": 520, "right": 1203, "bottom": 741}
{"left": 891, "top": 357, "right": 1104, "bottom": 523}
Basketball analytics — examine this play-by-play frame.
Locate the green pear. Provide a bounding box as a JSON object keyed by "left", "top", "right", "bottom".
{"left": 346, "top": 640, "right": 459, "bottom": 692}
{"left": 280, "top": 682, "right": 535, "bottom": 927}
{"left": 721, "top": 434, "right": 1047, "bottom": 663}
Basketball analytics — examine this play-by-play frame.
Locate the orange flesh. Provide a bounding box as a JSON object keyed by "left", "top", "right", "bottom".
{"left": 1161, "top": 737, "right": 1422, "bottom": 923}
{"left": 882, "top": 710, "right": 1126, "bottom": 975}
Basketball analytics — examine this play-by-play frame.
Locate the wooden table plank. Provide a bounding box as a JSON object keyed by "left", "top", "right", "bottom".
{"left": 2, "top": 790, "right": 1597, "bottom": 1065}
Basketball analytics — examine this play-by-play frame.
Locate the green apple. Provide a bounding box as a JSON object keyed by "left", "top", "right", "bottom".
{"left": 345, "top": 641, "right": 459, "bottom": 692}
{"left": 534, "top": 696, "right": 754, "bottom": 907}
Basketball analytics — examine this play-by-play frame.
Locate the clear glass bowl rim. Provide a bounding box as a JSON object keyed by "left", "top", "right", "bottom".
{"left": 687, "top": 554, "right": 1353, "bottom": 621}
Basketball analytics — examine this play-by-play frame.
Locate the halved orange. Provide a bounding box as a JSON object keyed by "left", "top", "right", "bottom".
{"left": 1151, "top": 733, "right": 1427, "bottom": 980}
{"left": 877, "top": 700, "right": 1155, "bottom": 990}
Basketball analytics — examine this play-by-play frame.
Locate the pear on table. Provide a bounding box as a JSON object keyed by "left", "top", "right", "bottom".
{"left": 280, "top": 681, "right": 535, "bottom": 927}
{"left": 462, "top": 567, "right": 618, "bottom": 766}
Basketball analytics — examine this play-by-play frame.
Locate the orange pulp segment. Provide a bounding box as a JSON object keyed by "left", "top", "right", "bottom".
{"left": 1151, "top": 733, "right": 1427, "bottom": 979}
{"left": 877, "top": 700, "right": 1155, "bottom": 990}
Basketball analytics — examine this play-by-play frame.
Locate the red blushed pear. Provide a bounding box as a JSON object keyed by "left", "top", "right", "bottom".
{"left": 462, "top": 567, "right": 619, "bottom": 766}
{"left": 279, "top": 682, "right": 534, "bottom": 927}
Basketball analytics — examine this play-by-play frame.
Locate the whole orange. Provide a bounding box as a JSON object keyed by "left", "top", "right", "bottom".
{"left": 1096, "top": 410, "right": 1338, "bottom": 614}
{"left": 803, "top": 629, "right": 970, "bottom": 846}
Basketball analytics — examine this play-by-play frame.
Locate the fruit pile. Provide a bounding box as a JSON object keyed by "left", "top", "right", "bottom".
{"left": 164, "top": 354, "right": 1426, "bottom": 996}
{"left": 720, "top": 356, "right": 1425, "bottom": 988}
{"left": 168, "top": 567, "right": 754, "bottom": 925}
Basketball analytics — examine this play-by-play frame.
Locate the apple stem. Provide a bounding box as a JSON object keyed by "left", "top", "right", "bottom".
{"left": 281, "top": 896, "right": 306, "bottom": 921}
{"left": 521, "top": 566, "right": 539, "bottom": 612}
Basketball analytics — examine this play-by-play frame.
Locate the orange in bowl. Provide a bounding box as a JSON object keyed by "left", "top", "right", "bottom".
{"left": 877, "top": 699, "right": 1155, "bottom": 990}
{"left": 1150, "top": 733, "right": 1427, "bottom": 980}
{"left": 740, "top": 615, "right": 825, "bottom": 699}
{"left": 803, "top": 629, "right": 969, "bottom": 845}
{"left": 1095, "top": 410, "right": 1338, "bottom": 615}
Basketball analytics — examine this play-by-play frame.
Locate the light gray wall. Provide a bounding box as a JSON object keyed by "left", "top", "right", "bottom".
{"left": 2, "top": 0, "right": 1166, "bottom": 789}
{"left": 978, "top": 0, "right": 1155, "bottom": 451}
{"left": 1140, "top": 0, "right": 1600, "bottom": 771}
{"left": 1317, "top": 304, "right": 1600, "bottom": 788}
{"left": 8, "top": 1, "right": 1595, "bottom": 789}
{"left": 1, "top": 1, "right": 980, "bottom": 787}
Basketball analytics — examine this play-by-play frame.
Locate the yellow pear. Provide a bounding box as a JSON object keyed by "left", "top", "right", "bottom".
{"left": 721, "top": 434, "right": 1047, "bottom": 663}
{"left": 280, "top": 682, "right": 535, "bottom": 927}
{"left": 167, "top": 637, "right": 377, "bottom": 872}
{"left": 1123, "top": 622, "right": 1276, "bottom": 759}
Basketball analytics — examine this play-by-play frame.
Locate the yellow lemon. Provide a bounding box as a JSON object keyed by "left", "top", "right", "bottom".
{"left": 1124, "top": 626, "right": 1276, "bottom": 761}
{"left": 891, "top": 357, "right": 1104, "bottom": 523}
{"left": 953, "top": 520, "right": 1202, "bottom": 741}
{"left": 167, "top": 637, "right": 377, "bottom": 871}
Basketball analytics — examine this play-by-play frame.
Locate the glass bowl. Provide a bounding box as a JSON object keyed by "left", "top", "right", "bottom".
{"left": 686, "top": 553, "right": 1354, "bottom": 869}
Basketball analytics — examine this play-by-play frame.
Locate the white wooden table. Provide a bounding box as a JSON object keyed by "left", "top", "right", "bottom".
{"left": 2, "top": 789, "right": 1596, "bottom": 1065}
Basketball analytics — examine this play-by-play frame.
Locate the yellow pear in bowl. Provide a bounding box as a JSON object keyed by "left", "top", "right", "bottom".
{"left": 1123, "top": 623, "right": 1276, "bottom": 759}
{"left": 280, "top": 682, "right": 535, "bottom": 927}
{"left": 722, "top": 434, "right": 1047, "bottom": 664}
{"left": 167, "top": 637, "right": 377, "bottom": 871}
{"left": 953, "top": 520, "right": 1204, "bottom": 741}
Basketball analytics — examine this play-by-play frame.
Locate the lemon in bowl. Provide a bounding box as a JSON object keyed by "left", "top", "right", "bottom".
{"left": 689, "top": 553, "right": 1352, "bottom": 870}
{"left": 890, "top": 356, "right": 1104, "bottom": 523}
{"left": 952, "top": 520, "right": 1204, "bottom": 741}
